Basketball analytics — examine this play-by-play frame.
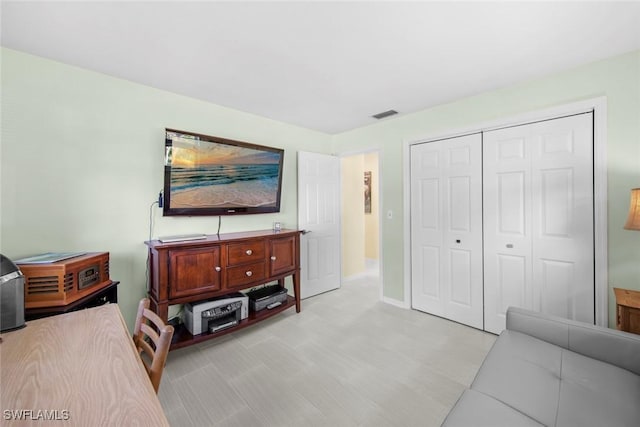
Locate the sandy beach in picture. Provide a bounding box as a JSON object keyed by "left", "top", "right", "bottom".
{"left": 171, "top": 177, "right": 278, "bottom": 208}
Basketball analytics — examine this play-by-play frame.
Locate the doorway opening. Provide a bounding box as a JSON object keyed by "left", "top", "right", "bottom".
{"left": 340, "top": 151, "right": 381, "bottom": 285}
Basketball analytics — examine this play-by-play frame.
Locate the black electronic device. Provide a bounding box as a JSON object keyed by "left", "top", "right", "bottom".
{"left": 163, "top": 129, "right": 284, "bottom": 216}
{"left": 244, "top": 284, "right": 288, "bottom": 312}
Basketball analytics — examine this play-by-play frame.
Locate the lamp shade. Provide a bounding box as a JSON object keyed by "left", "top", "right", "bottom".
{"left": 624, "top": 188, "right": 640, "bottom": 230}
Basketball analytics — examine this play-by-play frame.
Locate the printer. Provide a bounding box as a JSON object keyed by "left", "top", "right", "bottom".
{"left": 182, "top": 292, "right": 248, "bottom": 335}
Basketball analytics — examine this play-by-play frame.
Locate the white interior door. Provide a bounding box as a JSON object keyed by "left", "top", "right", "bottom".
{"left": 483, "top": 113, "right": 594, "bottom": 334}
{"left": 297, "top": 151, "right": 341, "bottom": 299}
{"left": 410, "top": 133, "right": 483, "bottom": 329}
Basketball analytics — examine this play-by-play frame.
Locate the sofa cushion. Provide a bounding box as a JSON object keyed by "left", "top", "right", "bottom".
{"left": 471, "top": 330, "right": 562, "bottom": 426}
{"left": 441, "top": 389, "right": 544, "bottom": 427}
{"left": 507, "top": 306, "right": 640, "bottom": 375}
{"left": 555, "top": 350, "right": 640, "bottom": 427}
{"left": 469, "top": 329, "right": 640, "bottom": 427}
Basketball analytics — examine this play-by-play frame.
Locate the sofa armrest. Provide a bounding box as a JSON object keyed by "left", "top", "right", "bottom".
{"left": 506, "top": 307, "right": 640, "bottom": 375}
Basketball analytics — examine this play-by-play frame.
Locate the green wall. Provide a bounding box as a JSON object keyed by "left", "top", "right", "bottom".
{"left": 2, "top": 47, "right": 639, "bottom": 330}
{"left": 333, "top": 50, "right": 640, "bottom": 327}
{"left": 0, "top": 48, "right": 331, "bottom": 329}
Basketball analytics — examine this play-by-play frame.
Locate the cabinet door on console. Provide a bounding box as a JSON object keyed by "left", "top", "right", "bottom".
{"left": 168, "top": 247, "right": 222, "bottom": 298}
{"left": 269, "top": 236, "right": 296, "bottom": 276}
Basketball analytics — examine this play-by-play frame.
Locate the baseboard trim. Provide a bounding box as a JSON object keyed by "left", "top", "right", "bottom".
{"left": 383, "top": 296, "right": 410, "bottom": 309}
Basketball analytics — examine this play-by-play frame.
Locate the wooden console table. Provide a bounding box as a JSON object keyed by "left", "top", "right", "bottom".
{"left": 145, "top": 229, "right": 301, "bottom": 349}
{"left": 614, "top": 287, "right": 640, "bottom": 334}
{"left": 0, "top": 304, "right": 169, "bottom": 426}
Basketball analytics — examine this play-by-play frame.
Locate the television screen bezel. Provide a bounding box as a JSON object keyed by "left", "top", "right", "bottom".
{"left": 163, "top": 128, "right": 285, "bottom": 216}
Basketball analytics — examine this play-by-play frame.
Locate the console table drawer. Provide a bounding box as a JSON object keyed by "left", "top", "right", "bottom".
{"left": 227, "top": 241, "right": 266, "bottom": 266}
{"left": 226, "top": 262, "right": 266, "bottom": 288}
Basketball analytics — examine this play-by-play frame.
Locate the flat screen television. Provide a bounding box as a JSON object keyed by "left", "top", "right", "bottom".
{"left": 163, "top": 129, "right": 284, "bottom": 216}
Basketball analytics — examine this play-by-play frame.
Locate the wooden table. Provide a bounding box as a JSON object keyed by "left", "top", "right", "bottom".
{"left": 0, "top": 304, "right": 170, "bottom": 426}
{"left": 614, "top": 287, "right": 640, "bottom": 334}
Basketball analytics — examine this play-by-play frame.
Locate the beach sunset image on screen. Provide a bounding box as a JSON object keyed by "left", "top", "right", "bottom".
{"left": 167, "top": 133, "right": 282, "bottom": 210}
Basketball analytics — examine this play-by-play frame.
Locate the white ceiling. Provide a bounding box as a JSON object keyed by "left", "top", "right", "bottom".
{"left": 2, "top": 1, "right": 640, "bottom": 134}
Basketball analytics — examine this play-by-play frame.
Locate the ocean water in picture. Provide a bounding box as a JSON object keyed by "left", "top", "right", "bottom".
{"left": 170, "top": 164, "right": 280, "bottom": 208}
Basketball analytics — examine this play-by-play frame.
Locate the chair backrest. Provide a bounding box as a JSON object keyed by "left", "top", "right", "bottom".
{"left": 133, "top": 298, "right": 174, "bottom": 393}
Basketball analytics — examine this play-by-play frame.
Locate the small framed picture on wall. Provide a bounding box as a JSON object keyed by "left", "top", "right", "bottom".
{"left": 364, "top": 171, "right": 372, "bottom": 214}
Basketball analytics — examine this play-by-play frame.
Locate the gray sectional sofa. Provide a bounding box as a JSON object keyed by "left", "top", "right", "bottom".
{"left": 442, "top": 307, "right": 640, "bottom": 427}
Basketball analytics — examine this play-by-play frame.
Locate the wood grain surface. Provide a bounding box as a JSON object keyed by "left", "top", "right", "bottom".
{"left": 0, "top": 305, "right": 169, "bottom": 426}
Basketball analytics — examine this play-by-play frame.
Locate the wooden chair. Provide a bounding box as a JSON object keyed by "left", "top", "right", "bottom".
{"left": 133, "top": 298, "right": 174, "bottom": 393}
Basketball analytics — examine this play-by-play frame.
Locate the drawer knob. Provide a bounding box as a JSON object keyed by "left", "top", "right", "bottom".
{"left": 245, "top": 271, "right": 253, "bottom": 277}
{"left": 246, "top": 249, "right": 253, "bottom": 256}
{"left": 215, "top": 266, "right": 221, "bottom": 272}
{"left": 271, "top": 256, "right": 277, "bottom": 261}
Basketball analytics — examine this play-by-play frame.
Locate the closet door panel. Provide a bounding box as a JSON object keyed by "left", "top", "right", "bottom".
{"left": 497, "top": 254, "right": 528, "bottom": 311}
{"left": 539, "top": 168, "right": 573, "bottom": 237}
{"left": 483, "top": 134, "right": 532, "bottom": 334}
{"left": 445, "top": 138, "right": 483, "bottom": 329}
{"left": 411, "top": 134, "right": 483, "bottom": 329}
{"left": 497, "top": 172, "right": 526, "bottom": 235}
{"left": 449, "top": 248, "right": 472, "bottom": 305}
{"left": 420, "top": 179, "right": 440, "bottom": 230}
{"left": 419, "top": 246, "right": 441, "bottom": 298}
{"left": 539, "top": 259, "right": 575, "bottom": 320}
{"left": 411, "top": 144, "right": 445, "bottom": 317}
{"left": 484, "top": 113, "right": 594, "bottom": 334}
{"left": 449, "top": 176, "right": 471, "bottom": 231}
{"left": 531, "top": 114, "right": 594, "bottom": 324}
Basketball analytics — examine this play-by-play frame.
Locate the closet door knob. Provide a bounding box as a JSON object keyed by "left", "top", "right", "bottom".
{"left": 215, "top": 266, "right": 221, "bottom": 272}
{"left": 271, "top": 256, "right": 277, "bottom": 261}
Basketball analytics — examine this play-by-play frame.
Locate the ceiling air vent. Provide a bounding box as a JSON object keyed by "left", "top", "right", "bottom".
{"left": 372, "top": 110, "right": 398, "bottom": 120}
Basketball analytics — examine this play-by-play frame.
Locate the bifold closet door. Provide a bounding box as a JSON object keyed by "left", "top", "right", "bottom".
{"left": 483, "top": 113, "right": 594, "bottom": 334}
{"left": 410, "top": 133, "right": 483, "bottom": 329}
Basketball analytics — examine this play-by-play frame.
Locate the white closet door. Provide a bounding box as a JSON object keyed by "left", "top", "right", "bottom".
{"left": 411, "top": 133, "right": 483, "bottom": 329}
{"left": 483, "top": 113, "right": 594, "bottom": 334}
